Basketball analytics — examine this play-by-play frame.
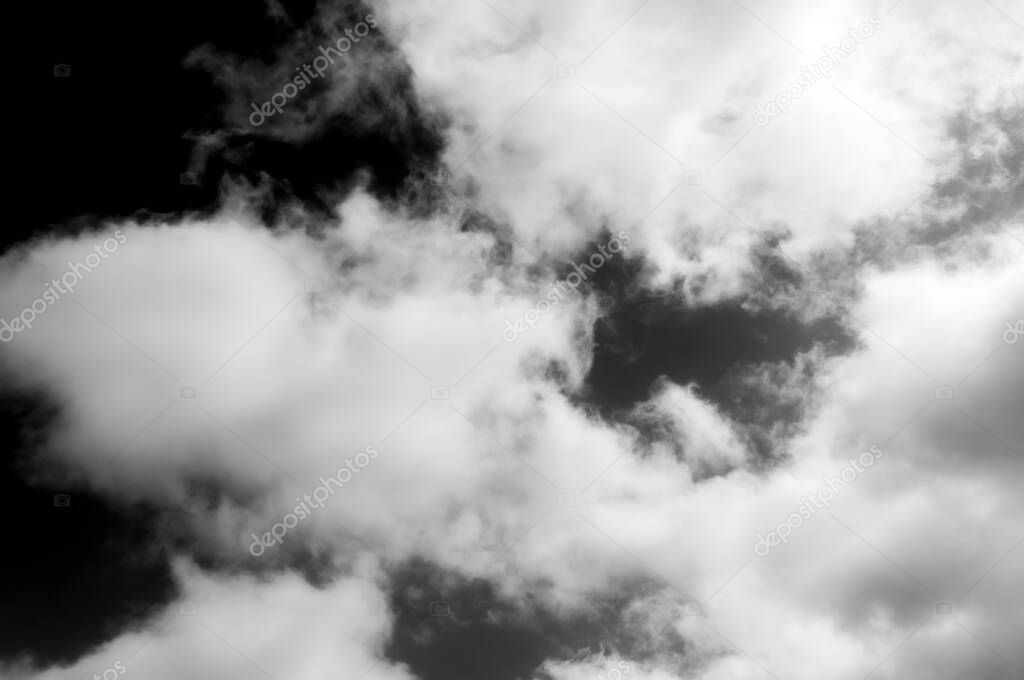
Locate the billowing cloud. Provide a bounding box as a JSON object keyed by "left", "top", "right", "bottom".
{"left": 3, "top": 0, "right": 1022, "bottom": 679}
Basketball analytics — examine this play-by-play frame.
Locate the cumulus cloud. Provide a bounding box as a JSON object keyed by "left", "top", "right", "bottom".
{"left": 3, "top": 557, "right": 414, "bottom": 680}
{"left": 378, "top": 0, "right": 1023, "bottom": 279}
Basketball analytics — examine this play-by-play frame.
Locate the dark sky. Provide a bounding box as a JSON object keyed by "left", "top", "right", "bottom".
{"left": 0, "top": 394, "right": 176, "bottom": 663}
{"left": 16, "top": 0, "right": 441, "bottom": 253}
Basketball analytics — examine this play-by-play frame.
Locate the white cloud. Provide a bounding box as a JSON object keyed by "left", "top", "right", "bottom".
{"left": 2, "top": 1, "right": 1022, "bottom": 678}
{"left": 4, "top": 557, "right": 414, "bottom": 680}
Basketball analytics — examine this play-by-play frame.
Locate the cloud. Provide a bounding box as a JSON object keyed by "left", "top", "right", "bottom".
{"left": 3, "top": 557, "right": 414, "bottom": 680}
{"left": 2, "top": 0, "right": 1022, "bottom": 678}
{"left": 377, "top": 0, "right": 1023, "bottom": 275}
